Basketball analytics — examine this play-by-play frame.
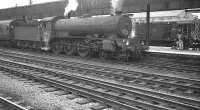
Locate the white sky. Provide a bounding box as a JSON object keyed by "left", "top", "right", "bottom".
{"left": 0, "top": 0, "right": 200, "bottom": 18}
{"left": 0, "top": 0, "right": 61, "bottom": 9}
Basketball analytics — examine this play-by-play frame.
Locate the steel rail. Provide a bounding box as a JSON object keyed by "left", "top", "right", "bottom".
{"left": 0, "top": 53, "right": 199, "bottom": 101}
{"left": 0, "top": 50, "right": 199, "bottom": 83}
{"left": 0, "top": 48, "right": 199, "bottom": 73}
{"left": 0, "top": 53, "right": 199, "bottom": 95}
{"left": 0, "top": 96, "right": 29, "bottom": 110}
{"left": 0, "top": 64, "right": 167, "bottom": 110}
{"left": 0, "top": 59, "right": 200, "bottom": 110}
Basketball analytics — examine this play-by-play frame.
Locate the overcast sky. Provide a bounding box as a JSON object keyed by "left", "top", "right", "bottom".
{"left": 0, "top": 0, "right": 199, "bottom": 18}
{"left": 0, "top": 0, "right": 61, "bottom": 9}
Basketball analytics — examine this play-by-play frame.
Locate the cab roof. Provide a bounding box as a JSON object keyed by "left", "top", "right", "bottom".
{"left": 0, "top": 20, "right": 15, "bottom": 26}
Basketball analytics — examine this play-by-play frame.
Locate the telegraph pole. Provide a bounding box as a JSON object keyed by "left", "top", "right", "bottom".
{"left": 146, "top": 0, "right": 150, "bottom": 46}
{"left": 29, "top": 0, "right": 32, "bottom": 19}
{"left": 29, "top": 0, "right": 32, "bottom": 6}
{"left": 15, "top": 3, "right": 18, "bottom": 19}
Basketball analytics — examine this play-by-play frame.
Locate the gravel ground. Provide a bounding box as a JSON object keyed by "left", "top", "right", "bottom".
{"left": 0, "top": 72, "right": 91, "bottom": 110}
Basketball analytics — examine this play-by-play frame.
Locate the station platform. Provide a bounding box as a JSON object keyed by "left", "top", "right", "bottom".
{"left": 146, "top": 46, "right": 200, "bottom": 59}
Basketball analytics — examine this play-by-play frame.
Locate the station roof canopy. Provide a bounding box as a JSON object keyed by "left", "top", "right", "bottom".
{"left": 131, "top": 10, "right": 198, "bottom": 23}
{"left": 132, "top": 10, "right": 185, "bottom": 18}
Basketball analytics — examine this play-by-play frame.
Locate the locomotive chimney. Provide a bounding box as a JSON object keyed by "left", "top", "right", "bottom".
{"left": 64, "top": 0, "right": 79, "bottom": 18}
{"left": 67, "top": 11, "right": 72, "bottom": 18}
{"left": 115, "top": 11, "right": 122, "bottom": 15}
{"left": 110, "top": 0, "right": 125, "bottom": 15}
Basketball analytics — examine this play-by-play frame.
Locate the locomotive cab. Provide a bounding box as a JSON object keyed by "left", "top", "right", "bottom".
{"left": 40, "top": 21, "right": 52, "bottom": 50}
{"left": 39, "top": 16, "right": 64, "bottom": 51}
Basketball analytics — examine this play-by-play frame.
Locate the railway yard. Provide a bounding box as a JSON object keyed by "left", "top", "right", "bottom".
{"left": 0, "top": 1, "right": 200, "bottom": 110}
{"left": 0, "top": 47, "right": 199, "bottom": 110}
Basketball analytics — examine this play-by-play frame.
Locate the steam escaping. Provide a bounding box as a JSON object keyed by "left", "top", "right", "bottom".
{"left": 64, "top": 0, "right": 79, "bottom": 17}
{"left": 111, "top": 0, "right": 125, "bottom": 15}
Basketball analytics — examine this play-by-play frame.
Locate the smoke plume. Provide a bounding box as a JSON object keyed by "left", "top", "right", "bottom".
{"left": 64, "top": 0, "right": 79, "bottom": 16}
{"left": 111, "top": 0, "right": 125, "bottom": 15}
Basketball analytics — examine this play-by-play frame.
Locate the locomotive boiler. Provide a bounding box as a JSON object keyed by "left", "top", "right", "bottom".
{"left": 54, "top": 15, "right": 132, "bottom": 38}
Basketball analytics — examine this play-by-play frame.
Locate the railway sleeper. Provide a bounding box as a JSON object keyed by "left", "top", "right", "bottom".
{"left": 0, "top": 58, "right": 200, "bottom": 109}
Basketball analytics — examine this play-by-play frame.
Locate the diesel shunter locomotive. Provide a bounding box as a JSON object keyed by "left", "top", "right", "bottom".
{"left": 0, "top": 14, "right": 147, "bottom": 61}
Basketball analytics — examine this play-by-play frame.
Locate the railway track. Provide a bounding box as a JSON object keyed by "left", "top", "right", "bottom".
{"left": 0, "top": 50, "right": 200, "bottom": 98}
{"left": 0, "top": 48, "right": 199, "bottom": 75}
{"left": 0, "top": 52, "right": 199, "bottom": 109}
{"left": 136, "top": 56, "right": 200, "bottom": 73}
{"left": 0, "top": 48, "right": 200, "bottom": 76}
{"left": 0, "top": 93, "right": 32, "bottom": 110}
{"left": 0, "top": 59, "right": 200, "bottom": 110}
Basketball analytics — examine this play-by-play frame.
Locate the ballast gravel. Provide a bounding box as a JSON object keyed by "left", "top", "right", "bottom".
{"left": 0, "top": 72, "right": 92, "bottom": 110}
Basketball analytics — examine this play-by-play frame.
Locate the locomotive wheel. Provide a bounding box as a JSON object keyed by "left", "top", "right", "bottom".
{"left": 117, "top": 55, "right": 129, "bottom": 62}
{"left": 52, "top": 43, "right": 63, "bottom": 54}
{"left": 63, "top": 43, "right": 75, "bottom": 56}
{"left": 77, "top": 41, "right": 90, "bottom": 57}
{"left": 99, "top": 51, "right": 106, "bottom": 60}
{"left": 133, "top": 49, "right": 142, "bottom": 61}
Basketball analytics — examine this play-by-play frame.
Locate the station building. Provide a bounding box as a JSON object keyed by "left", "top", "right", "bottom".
{"left": 130, "top": 10, "right": 200, "bottom": 46}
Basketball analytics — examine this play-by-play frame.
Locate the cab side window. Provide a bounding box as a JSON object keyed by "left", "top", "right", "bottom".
{"left": 0, "top": 25, "right": 9, "bottom": 35}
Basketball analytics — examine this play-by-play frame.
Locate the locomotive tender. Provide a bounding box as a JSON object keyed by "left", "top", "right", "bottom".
{"left": 0, "top": 14, "right": 147, "bottom": 60}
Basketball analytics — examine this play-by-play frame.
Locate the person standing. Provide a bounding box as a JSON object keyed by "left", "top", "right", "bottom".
{"left": 183, "top": 35, "right": 189, "bottom": 50}
{"left": 192, "top": 37, "right": 198, "bottom": 51}
{"left": 177, "top": 33, "right": 183, "bottom": 50}
{"left": 197, "top": 38, "right": 200, "bottom": 51}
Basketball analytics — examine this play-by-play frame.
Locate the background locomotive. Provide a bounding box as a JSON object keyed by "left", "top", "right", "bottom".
{"left": 0, "top": 14, "right": 147, "bottom": 61}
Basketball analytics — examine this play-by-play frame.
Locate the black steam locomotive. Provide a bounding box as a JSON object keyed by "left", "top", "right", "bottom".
{"left": 0, "top": 14, "right": 147, "bottom": 60}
